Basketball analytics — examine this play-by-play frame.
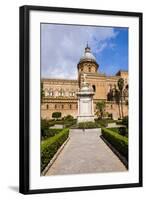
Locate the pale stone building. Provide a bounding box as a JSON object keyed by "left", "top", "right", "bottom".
{"left": 41, "top": 45, "right": 128, "bottom": 120}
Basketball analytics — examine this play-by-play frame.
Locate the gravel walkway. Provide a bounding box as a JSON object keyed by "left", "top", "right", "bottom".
{"left": 45, "top": 129, "right": 127, "bottom": 176}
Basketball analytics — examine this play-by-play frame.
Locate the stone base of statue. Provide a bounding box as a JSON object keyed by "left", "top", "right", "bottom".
{"left": 77, "top": 115, "right": 95, "bottom": 123}
{"left": 76, "top": 78, "right": 95, "bottom": 123}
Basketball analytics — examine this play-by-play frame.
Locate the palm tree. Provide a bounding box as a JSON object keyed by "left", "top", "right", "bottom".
{"left": 118, "top": 78, "right": 124, "bottom": 118}
{"left": 96, "top": 101, "right": 105, "bottom": 119}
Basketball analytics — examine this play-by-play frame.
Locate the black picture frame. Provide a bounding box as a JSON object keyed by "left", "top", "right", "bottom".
{"left": 19, "top": 5, "right": 143, "bottom": 194}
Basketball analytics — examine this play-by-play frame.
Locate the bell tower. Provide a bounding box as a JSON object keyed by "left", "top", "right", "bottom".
{"left": 77, "top": 44, "right": 99, "bottom": 87}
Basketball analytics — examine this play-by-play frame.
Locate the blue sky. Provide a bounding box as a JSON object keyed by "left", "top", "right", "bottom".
{"left": 41, "top": 24, "right": 128, "bottom": 79}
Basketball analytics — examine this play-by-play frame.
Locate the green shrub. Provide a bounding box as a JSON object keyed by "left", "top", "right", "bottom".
{"left": 41, "top": 128, "right": 62, "bottom": 140}
{"left": 64, "top": 119, "right": 77, "bottom": 128}
{"left": 54, "top": 120, "right": 64, "bottom": 125}
{"left": 52, "top": 112, "right": 62, "bottom": 120}
{"left": 52, "top": 119, "right": 77, "bottom": 127}
{"left": 63, "top": 115, "right": 74, "bottom": 121}
{"left": 101, "top": 128, "right": 128, "bottom": 159}
{"left": 108, "top": 127, "right": 119, "bottom": 132}
{"left": 94, "top": 119, "right": 116, "bottom": 127}
{"left": 108, "top": 127, "right": 128, "bottom": 137}
{"left": 119, "top": 127, "right": 128, "bottom": 137}
{"left": 78, "top": 121, "right": 98, "bottom": 129}
{"left": 122, "top": 116, "right": 128, "bottom": 128}
{"left": 41, "top": 128, "right": 69, "bottom": 172}
{"left": 108, "top": 113, "right": 113, "bottom": 119}
{"left": 94, "top": 119, "right": 108, "bottom": 127}
{"left": 116, "top": 120, "right": 122, "bottom": 125}
{"left": 41, "top": 119, "right": 51, "bottom": 138}
{"left": 41, "top": 119, "right": 50, "bottom": 129}
{"left": 58, "top": 119, "right": 77, "bottom": 127}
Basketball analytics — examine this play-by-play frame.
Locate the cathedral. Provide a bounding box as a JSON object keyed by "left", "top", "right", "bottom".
{"left": 41, "top": 45, "right": 128, "bottom": 120}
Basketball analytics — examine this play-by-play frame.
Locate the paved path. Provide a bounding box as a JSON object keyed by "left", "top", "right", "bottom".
{"left": 45, "top": 129, "right": 127, "bottom": 176}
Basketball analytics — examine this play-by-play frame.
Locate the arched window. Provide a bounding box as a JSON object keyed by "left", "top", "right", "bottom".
{"left": 89, "top": 67, "right": 91, "bottom": 72}
{"left": 59, "top": 89, "right": 64, "bottom": 96}
{"left": 49, "top": 91, "right": 53, "bottom": 96}
{"left": 44, "top": 89, "right": 48, "bottom": 97}
{"left": 46, "top": 104, "right": 49, "bottom": 109}
{"left": 62, "top": 105, "right": 64, "bottom": 109}
{"left": 55, "top": 104, "right": 57, "bottom": 109}
{"left": 92, "top": 85, "right": 96, "bottom": 92}
{"left": 69, "top": 104, "right": 72, "bottom": 109}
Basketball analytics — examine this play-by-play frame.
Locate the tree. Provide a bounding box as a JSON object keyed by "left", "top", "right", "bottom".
{"left": 118, "top": 78, "right": 124, "bottom": 118}
{"left": 114, "top": 88, "right": 121, "bottom": 119}
{"left": 96, "top": 101, "right": 105, "bottom": 119}
{"left": 52, "top": 112, "right": 62, "bottom": 120}
{"left": 41, "top": 82, "right": 45, "bottom": 103}
{"left": 107, "top": 89, "right": 114, "bottom": 101}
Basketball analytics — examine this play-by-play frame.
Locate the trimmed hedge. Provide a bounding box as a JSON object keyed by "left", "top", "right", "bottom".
{"left": 49, "top": 119, "right": 77, "bottom": 127}
{"left": 41, "top": 128, "right": 69, "bottom": 172}
{"left": 78, "top": 122, "right": 99, "bottom": 129}
{"left": 41, "top": 128, "right": 62, "bottom": 140}
{"left": 108, "top": 127, "right": 128, "bottom": 137}
{"left": 94, "top": 119, "right": 116, "bottom": 127}
{"left": 62, "top": 115, "right": 74, "bottom": 121}
{"left": 122, "top": 116, "right": 128, "bottom": 128}
{"left": 101, "top": 128, "right": 128, "bottom": 159}
{"left": 64, "top": 120, "right": 77, "bottom": 128}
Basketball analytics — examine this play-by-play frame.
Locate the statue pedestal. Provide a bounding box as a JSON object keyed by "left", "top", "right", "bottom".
{"left": 76, "top": 82, "right": 95, "bottom": 123}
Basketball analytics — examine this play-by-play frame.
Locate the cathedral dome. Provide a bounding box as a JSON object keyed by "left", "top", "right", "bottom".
{"left": 79, "top": 44, "right": 96, "bottom": 63}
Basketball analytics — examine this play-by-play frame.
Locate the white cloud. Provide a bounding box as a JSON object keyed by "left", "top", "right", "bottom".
{"left": 41, "top": 24, "right": 118, "bottom": 79}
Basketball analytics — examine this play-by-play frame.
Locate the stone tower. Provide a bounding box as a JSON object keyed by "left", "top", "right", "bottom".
{"left": 77, "top": 44, "right": 99, "bottom": 87}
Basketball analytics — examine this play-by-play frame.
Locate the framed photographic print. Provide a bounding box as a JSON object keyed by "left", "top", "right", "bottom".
{"left": 19, "top": 5, "right": 143, "bottom": 194}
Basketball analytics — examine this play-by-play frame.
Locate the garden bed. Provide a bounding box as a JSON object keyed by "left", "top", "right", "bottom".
{"left": 101, "top": 128, "right": 128, "bottom": 160}
{"left": 41, "top": 128, "right": 69, "bottom": 172}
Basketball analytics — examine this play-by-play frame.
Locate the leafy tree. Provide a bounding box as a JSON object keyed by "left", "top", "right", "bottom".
{"left": 107, "top": 89, "right": 114, "bottom": 101}
{"left": 96, "top": 101, "right": 105, "bottom": 119}
{"left": 118, "top": 78, "right": 124, "bottom": 118}
{"left": 52, "top": 112, "right": 62, "bottom": 120}
{"left": 114, "top": 88, "right": 121, "bottom": 119}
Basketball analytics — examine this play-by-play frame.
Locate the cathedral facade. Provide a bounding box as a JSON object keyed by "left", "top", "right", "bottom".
{"left": 41, "top": 45, "right": 128, "bottom": 120}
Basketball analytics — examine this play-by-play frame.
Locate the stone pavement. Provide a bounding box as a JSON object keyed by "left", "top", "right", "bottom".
{"left": 45, "top": 129, "right": 127, "bottom": 176}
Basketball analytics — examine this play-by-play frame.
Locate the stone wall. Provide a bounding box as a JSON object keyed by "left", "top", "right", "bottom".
{"left": 41, "top": 71, "right": 128, "bottom": 120}
{"left": 41, "top": 100, "right": 128, "bottom": 120}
